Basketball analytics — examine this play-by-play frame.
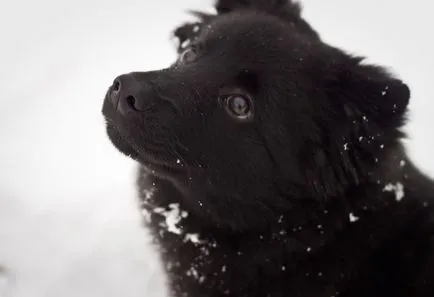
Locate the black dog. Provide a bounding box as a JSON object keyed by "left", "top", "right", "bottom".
{"left": 102, "top": 1, "right": 434, "bottom": 296}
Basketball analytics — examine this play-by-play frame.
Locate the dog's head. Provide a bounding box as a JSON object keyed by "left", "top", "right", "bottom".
{"left": 102, "top": 0, "right": 410, "bottom": 231}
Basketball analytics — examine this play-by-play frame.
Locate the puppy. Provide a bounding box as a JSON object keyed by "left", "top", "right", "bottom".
{"left": 102, "top": 1, "right": 434, "bottom": 296}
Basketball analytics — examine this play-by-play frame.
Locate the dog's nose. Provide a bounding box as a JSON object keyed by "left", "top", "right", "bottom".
{"left": 108, "top": 74, "right": 149, "bottom": 115}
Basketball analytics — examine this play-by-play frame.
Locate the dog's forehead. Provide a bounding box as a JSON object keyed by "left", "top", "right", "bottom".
{"left": 195, "top": 11, "right": 316, "bottom": 60}
{"left": 202, "top": 11, "right": 288, "bottom": 44}
{"left": 193, "top": 12, "right": 314, "bottom": 70}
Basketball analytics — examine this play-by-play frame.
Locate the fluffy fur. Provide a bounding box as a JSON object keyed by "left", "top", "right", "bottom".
{"left": 101, "top": 1, "right": 434, "bottom": 296}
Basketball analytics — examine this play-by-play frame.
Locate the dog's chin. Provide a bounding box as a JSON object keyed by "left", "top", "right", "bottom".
{"left": 105, "top": 121, "right": 187, "bottom": 180}
{"left": 105, "top": 122, "right": 140, "bottom": 160}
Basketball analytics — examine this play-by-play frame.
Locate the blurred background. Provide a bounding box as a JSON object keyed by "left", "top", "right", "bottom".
{"left": 0, "top": 0, "right": 433, "bottom": 296}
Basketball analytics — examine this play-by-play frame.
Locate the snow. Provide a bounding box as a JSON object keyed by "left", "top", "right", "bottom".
{"left": 153, "top": 203, "right": 188, "bottom": 235}
{"left": 184, "top": 233, "right": 202, "bottom": 245}
{"left": 181, "top": 39, "right": 191, "bottom": 49}
{"left": 152, "top": 204, "right": 204, "bottom": 245}
{"left": 0, "top": 0, "right": 433, "bottom": 296}
{"left": 349, "top": 213, "right": 360, "bottom": 223}
{"left": 186, "top": 267, "right": 199, "bottom": 278}
{"left": 383, "top": 182, "right": 405, "bottom": 201}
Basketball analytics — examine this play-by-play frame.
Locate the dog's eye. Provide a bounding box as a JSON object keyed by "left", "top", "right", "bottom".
{"left": 179, "top": 47, "right": 198, "bottom": 64}
{"left": 221, "top": 94, "right": 254, "bottom": 120}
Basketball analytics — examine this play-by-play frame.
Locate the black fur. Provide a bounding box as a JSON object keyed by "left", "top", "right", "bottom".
{"left": 101, "top": 1, "right": 434, "bottom": 296}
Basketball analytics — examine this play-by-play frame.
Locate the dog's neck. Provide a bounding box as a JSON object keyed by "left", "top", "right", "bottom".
{"left": 139, "top": 144, "right": 413, "bottom": 236}
{"left": 139, "top": 144, "right": 412, "bottom": 234}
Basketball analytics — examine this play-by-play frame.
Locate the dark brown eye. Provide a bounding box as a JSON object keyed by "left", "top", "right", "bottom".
{"left": 222, "top": 94, "right": 254, "bottom": 120}
{"left": 179, "top": 47, "right": 198, "bottom": 64}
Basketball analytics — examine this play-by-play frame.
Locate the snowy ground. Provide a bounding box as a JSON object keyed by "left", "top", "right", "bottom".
{"left": 0, "top": 0, "right": 433, "bottom": 296}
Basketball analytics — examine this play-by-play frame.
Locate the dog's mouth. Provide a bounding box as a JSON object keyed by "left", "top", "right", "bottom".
{"left": 104, "top": 120, "right": 140, "bottom": 159}
{"left": 105, "top": 119, "right": 187, "bottom": 175}
{"left": 102, "top": 72, "right": 190, "bottom": 177}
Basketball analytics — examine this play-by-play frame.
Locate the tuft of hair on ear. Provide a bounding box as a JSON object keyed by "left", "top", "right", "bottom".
{"left": 172, "top": 11, "right": 214, "bottom": 54}
{"left": 336, "top": 58, "right": 410, "bottom": 130}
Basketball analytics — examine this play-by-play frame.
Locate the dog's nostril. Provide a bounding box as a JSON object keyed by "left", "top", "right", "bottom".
{"left": 126, "top": 96, "right": 138, "bottom": 110}
{"left": 112, "top": 80, "right": 121, "bottom": 92}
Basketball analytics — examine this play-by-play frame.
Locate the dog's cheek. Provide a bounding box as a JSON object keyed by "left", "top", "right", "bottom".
{"left": 302, "top": 147, "right": 350, "bottom": 199}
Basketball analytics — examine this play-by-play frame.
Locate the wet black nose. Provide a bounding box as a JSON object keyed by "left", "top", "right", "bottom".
{"left": 108, "top": 74, "right": 150, "bottom": 115}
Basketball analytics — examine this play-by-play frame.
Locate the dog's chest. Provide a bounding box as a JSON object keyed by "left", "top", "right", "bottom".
{"left": 138, "top": 187, "right": 335, "bottom": 297}
{"left": 136, "top": 171, "right": 434, "bottom": 297}
{"left": 139, "top": 185, "right": 237, "bottom": 295}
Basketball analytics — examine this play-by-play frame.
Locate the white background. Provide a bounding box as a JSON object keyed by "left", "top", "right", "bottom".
{"left": 0, "top": 0, "right": 433, "bottom": 296}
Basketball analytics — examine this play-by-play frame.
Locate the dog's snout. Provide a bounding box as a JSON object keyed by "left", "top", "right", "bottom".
{"left": 109, "top": 74, "right": 150, "bottom": 115}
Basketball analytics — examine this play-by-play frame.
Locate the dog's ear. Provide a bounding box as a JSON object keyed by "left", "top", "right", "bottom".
{"left": 173, "top": 21, "right": 202, "bottom": 54}
{"left": 172, "top": 12, "right": 213, "bottom": 54}
{"left": 302, "top": 58, "right": 410, "bottom": 200}
{"left": 333, "top": 59, "right": 410, "bottom": 131}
